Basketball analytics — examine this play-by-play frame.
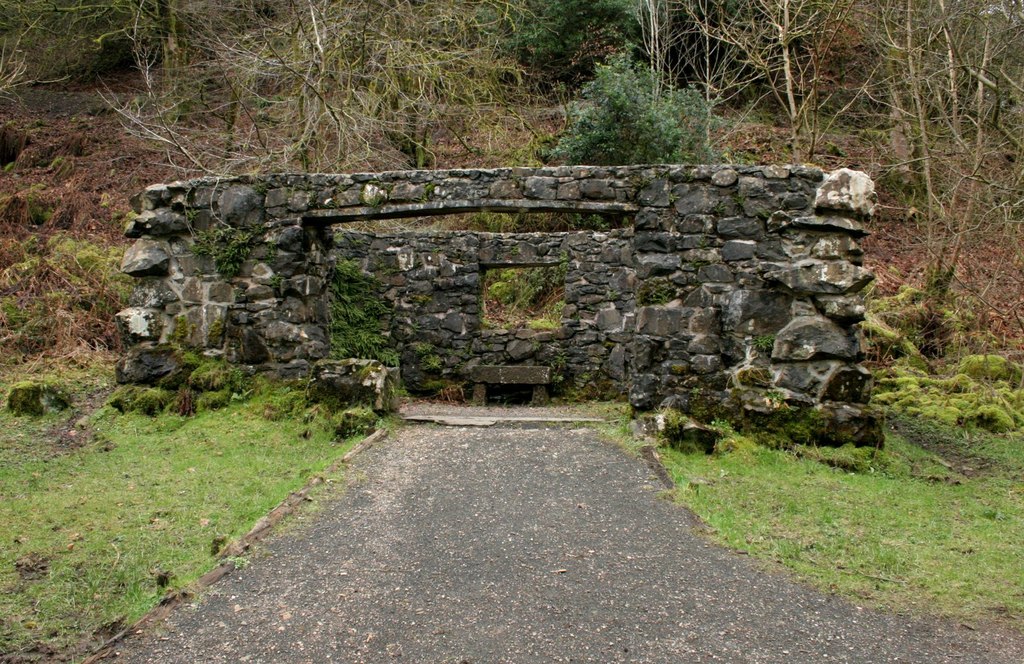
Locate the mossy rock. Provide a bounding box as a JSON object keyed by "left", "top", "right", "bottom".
{"left": 667, "top": 387, "right": 882, "bottom": 448}
{"left": 108, "top": 385, "right": 175, "bottom": 416}
{"left": 188, "top": 360, "right": 247, "bottom": 393}
{"left": 734, "top": 366, "right": 772, "bottom": 388}
{"left": 974, "top": 405, "right": 1016, "bottom": 433}
{"left": 260, "top": 388, "right": 308, "bottom": 421}
{"left": 860, "top": 312, "right": 926, "bottom": 366}
{"left": 308, "top": 359, "right": 398, "bottom": 413}
{"left": 712, "top": 431, "right": 759, "bottom": 457}
{"left": 6, "top": 381, "right": 69, "bottom": 416}
{"left": 153, "top": 351, "right": 203, "bottom": 390}
{"left": 658, "top": 410, "right": 720, "bottom": 454}
{"left": 331, "top": 407, "right": 377, "bottom": 439}
{"left": 196, "top": 389, "right": 233, "bottom": 412}
{"left": 742, "top": 406, "right": 830, "bottom": 448}
{"left": 958, "top": 355, "right": 1023, "bottom": 385}
{"left": 868, "top": 285, "right": 926, "bottom": 312}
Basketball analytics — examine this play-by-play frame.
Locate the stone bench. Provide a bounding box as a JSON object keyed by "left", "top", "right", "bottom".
{"left": 469, "top": 365, "right": 551, "bottom": 406}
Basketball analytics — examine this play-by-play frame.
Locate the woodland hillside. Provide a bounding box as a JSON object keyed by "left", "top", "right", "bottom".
{"left": 1, "top": 0, "right": 1023, "bottom": 405}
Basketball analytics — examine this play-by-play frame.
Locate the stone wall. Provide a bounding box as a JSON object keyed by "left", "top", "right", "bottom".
{"left": 333, "top": 230, "right": 635, "bottom": 394}
{"left": 117, "top": 164, "right": 881, "bottom": 443}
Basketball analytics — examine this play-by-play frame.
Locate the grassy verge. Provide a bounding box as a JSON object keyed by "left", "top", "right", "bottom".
{"left": 660, "top": 421, "right": 1024, "bottom": 625}
{"left": 0, "top": 365, "right": 366, "bottom": 660}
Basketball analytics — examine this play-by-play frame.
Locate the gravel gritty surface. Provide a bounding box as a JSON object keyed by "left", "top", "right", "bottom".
{"left": 109, "top": 424, "right": 1024, "bottom": 663}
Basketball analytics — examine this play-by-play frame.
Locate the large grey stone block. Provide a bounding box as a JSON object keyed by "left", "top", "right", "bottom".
{"left": 218, "top": 185, "right": 265, "bottom": 226}
{"left": 308, "top": 359, "right": 399, "bottom": 412}
{"left": 122, "top": 239, "right": 170, "bottom": 277}
{"left": 765, "top": 259, "right": 873, "bottom": 295}
{"left": 772, "top": 315, "right": 861, "bottom": 361}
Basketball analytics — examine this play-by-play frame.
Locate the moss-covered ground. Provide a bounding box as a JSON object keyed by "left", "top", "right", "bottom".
{"left": 872, "top": 355, "right": 1024, "bottom": 433}
{"left": 660, "top": 421, "right": 1024, "bottom": 625}
{"left": 0, "top": 363, "right": 366, "bottom": 660}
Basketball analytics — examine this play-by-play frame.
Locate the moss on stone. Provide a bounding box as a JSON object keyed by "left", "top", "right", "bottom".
{"left": 658, "top": 410, "right": 719, "bottom": 455}
{"left": 112, "top": 355, "right": 251, "bottom": 416}
{"left": 259, "top": 388, "right": 307, "bottom": 421}
{"left": 7, "top": 381, "right": 44, "bottom": 416}
{"left": 154, "top": 350, "right": 202, "bottom": 390}
{"left": 195, "top": 389, "right": 233, "bottom": 412}
{"left": 169, "top": 315, "right": 194, "bottom": 346}
{"left": 860, "top": 313, "right": 927, "bottom": 366}
{"left": 188, "top": 360, "right": 246, "bottom": 393}
{"left": 713, "top": 431, "right": 759, "bottom": 457}
{"left": 743, "top": 407, "right": 830, "bottom": 448}
{"left": 685, "top": 387, "right": 733, "bottom": 424}
{"left": 863, "top": 284, "right": 972, "bottom": 361}
{"left": 207, "top": 317, "right": 225, "bottom": 344}
{"left": 331, "top": 407, "right": 377, "bottom": 439}
{"left": 356, "top": 363, "right": 378, "bottom": 382}
{"left": 974, "top": 405, "right": 1016, "bottom": 433}
{"left": 734, "top": 366, "right": 772, "bottom": 387}
{"left": 108, "top": 385, "right": 175, "bottom": 416}
{"left": 7, "top": 381, "right": 69, "bottom": 416}
{"left": 696, "top": 389, "right": 834, "bottom": 447}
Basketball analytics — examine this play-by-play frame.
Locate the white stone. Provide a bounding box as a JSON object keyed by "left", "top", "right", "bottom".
{"left": 361, "top": 183, "right": 388, "bottom": 206}
{"left": 116, "top": 307, "right": 161, "bottom": 340}
{"left": 711, "top": 168, "right": 738, "bottom": 187}
{"left": 762, "top": 165, "right": 790, "bottom": 179}
{"left": 815, "top": 168, "right": 876, "bottom": 217}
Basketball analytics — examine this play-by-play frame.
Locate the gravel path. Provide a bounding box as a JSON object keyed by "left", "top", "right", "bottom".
{"left": 108, "top": 423, "right": 1023, "bottom": 663}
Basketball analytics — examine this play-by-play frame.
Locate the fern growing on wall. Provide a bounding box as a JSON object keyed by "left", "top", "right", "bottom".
{"left": 329, "top": 260, "right": 398, "bottom": 366}
{"left": 192, "top": 225, "right": 262, "bottom": 278}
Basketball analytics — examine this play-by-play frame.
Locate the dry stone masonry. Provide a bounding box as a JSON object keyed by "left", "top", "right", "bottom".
{"left": 117, "top": 165, "right": 882, "bottom": 444}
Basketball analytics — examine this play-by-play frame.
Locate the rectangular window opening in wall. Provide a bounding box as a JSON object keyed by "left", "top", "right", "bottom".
{"left": 481, "top": 264, "right": 566, "bottom": 332}
{"left": 337, "top": 210, "right": 629, "bottom": 234}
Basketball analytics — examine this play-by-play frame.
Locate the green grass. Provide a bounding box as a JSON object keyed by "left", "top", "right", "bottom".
{"left": 660, "top": 425, "right": 1024, "bottom": 624}
{"left": 0, "top": 368, "right": 362, "bottom": 658}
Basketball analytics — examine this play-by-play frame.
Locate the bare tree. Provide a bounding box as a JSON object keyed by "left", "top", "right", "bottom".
{"left": 687, "top": 0, "right": 857, "bottom": 162}
{"left": 0, "top": 33, "right": 27, "bottom": 96}
{"left": 0, "top": 0, "right": 173, "bottom": 81}
{"left": 109, "top": 0, "right": 527, "bottom": 174}
{"left": 868, "top": 0, "right": 1024, "bottom": 341}
{"left": 669, "top": 0, "right": 754, "bottom": 106}
{"left": 635, "top": 0, "right": 681, "bottom": 92}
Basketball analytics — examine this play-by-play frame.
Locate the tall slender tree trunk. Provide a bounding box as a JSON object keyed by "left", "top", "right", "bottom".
{"left": 777, "top": 0, "right": 803, "bottom": 162}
